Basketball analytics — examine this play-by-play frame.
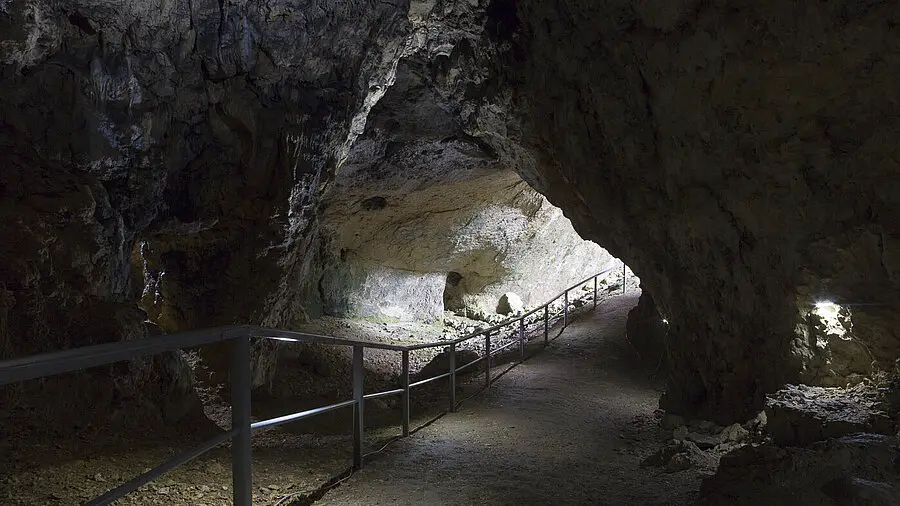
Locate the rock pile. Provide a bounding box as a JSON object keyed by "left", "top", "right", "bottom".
{"left": 642, "top": 412, "right": 762, "bottom": 474}
{"left": 765, "top": 384, "right": 896, "bottom": 446}
{"left": 700, "top": 434, "right": 900, "bottom": 505}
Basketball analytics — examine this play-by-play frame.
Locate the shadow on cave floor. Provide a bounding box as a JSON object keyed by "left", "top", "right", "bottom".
{"left": 310, "top": 292, "right": 703, "bottom": 506}
{"left": 0, "top": 288, "right": 677, "bottom": 505}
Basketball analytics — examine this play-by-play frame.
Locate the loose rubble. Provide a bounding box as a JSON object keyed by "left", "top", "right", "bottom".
{"left": 765, "top": 383, "right": 896, "bottom": 446}
{"left": 642, "top": 411, "right": 763, "bottom": 474}
{"left": 700, "top": 433, "right": 900, "bottom": 505}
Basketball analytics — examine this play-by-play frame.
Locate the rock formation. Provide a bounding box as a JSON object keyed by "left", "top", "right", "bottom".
{"left": 0, "top": 0, "right": 418, "bottom": 426}
{"left": 701, "top": 434, "right": 900, "bottom": 505}
{"left": 317, "top": 56, "right": 614, "bottom": 323}
{"left": 2, "top": 0, "right": 899, "bottom": 429}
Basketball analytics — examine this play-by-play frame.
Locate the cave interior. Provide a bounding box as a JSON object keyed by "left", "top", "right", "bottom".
{"left": 1, "top": 0, "right": 899, "bottom": 505}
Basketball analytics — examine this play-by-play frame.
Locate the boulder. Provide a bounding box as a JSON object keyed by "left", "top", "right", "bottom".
{"left": 766, "top": 384, "right": 896, "bottom": 446}
{"left": 496, "top": 292, "right": 524, "bottom": 315}
{"left": 700, "top": 434, "right": 900, "bottom": 505}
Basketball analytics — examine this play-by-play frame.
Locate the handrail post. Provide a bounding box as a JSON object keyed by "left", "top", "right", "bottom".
{"left": 401, "top": 349, "right": 410, "bottom": 436}
{"left": 518, "top": 318, "right": 525, "bottom": 362}
{"left": 230, "top": 334, "right": 252, "bottom": 506}
{"left": 564, "top": 290, "right": 569, "bottom": 328}
{"left": 352, "top": 345, "right": 364, "bottom": 469}
{"left": 593, "top": 276, "right": 598, "bottom": 309}
{"left": 543, "top": 306, "right": 549, "bottom": 346}
{"left": 622, "top": 262, "right": 627, "bottom": 294}
{"left": 484, "top": 332, "right": 491, "bottom": 389}
{"left": 449, "top": 343, "right": 456, "bottom": 413}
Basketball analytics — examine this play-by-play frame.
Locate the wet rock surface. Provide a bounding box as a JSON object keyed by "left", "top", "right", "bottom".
{"left": 700, "top": 433, "right": 900, "bottom": 506}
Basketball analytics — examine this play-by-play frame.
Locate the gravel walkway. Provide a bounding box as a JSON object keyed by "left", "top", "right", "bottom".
{"left": 314, "top": 292, "right": 702, "bottom": 505}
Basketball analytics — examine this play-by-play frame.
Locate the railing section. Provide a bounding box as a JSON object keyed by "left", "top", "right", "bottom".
{"left": 0, "top": 263, "right": 627, "bottom": 505}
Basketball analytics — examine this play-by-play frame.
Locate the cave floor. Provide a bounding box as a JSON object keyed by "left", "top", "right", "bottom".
{"left": 312, "top": 293, "right": 703, "bottom": 506}
{"left": 0, "top": 289, "right": 701, "bottom": 505}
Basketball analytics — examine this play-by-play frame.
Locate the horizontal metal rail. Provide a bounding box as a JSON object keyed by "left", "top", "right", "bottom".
{"left": 254, "top": 329, "right": 410, "bottom": 351}
{"left": 85, "top": 429, "right": 238, "bottom": 506}
{"left": 409, "top": 371, "right": 451, "bottom": 388}
{"left": 0, "top": 262, "right": 626, "bottom": 506}
{"left": 492, "top": 338, "right": 520, "bottom": 355}
{"left": 0, "top": 265, "right": 622, "bottom": 387}
{"left": 455, "top": 355, "right": 484, "bottom": 374}
{"left": 0, "top": 326, "right": 244, "bottom": 386}
{"left": 363, "top": 388, "right": 405, "bottom": 400}
{"left": 251, "top": 399, "right": 358, "bottom": 430}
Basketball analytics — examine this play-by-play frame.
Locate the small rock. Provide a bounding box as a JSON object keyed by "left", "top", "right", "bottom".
{"left": 766, "top": 384, "right": 895, "bottom": 446}
{"left": 156, "top": 487, "right": 170, "bottom": 495}
{"left": 686, "top": 431, "right": 720, "bottom": 450}
{"left": 744, "top": 410, "right": 767, "bottom": 431}
{"left": 641, "top": 440, "right": 717, "bottom": 473}
{"left": 93, "top": 473, "right": 106, "bottom": 482}
{"left": 721, "top": 423, "right": 750, "bottom": 443}
{"left": 200, "top": 485, "right": 211, "bottom": 492}
{"left": 688, "top": 419, "right": 722, "bottom": 434}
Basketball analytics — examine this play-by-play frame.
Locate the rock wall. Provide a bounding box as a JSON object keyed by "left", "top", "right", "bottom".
{"left": 626, "top": 291, "right": 668, "bottom": 371}
{"left": 482, "top": 0, "right": 900, "bottom": 422}
{"left": 0, "top": 0, "right": 416, "bottom": 424}
{"left": 3, "top": 0, "right": 899, "bottom": 429}
{"left": 321, "top": 261, "right": 446, "bottom": 323}
{"left": 316, "top": 51, "right": 617, "bottom": 322}
{"left": 358, "top": 0, "right": 900, "bottom": 423}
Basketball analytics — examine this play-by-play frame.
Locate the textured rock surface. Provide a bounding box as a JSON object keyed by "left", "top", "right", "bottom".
{"left": 700, "top": 434, "right": 900, "bottom": 506}
{"left": 766, "top": 384, "right": 896, "bottom": 447}
{"left": 0, "top": 0, "right": 418, "bottom": 424}
{"left": 626, "top": 290, "right": 668, "bottom": 371}
{"left": 641, "top": 439, "right": 718, "bottom": 474}
{"left": 321, "top": 264, "right": 446, "bottom": 323}
{"left": 496, "top": 292, "right": 523, "bottom": 315}
{"left": 457, "top": 0, "right": 900, "bottom": 422}
{"left": 3, "top": 0, "right": 900, "bottom": 429}
{"left": 317, "top": 49, "right": 616, "bottom": 321}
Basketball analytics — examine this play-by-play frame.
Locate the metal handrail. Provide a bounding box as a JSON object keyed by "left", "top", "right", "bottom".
{"left": 0, "top": 262, "right": 627, "bottom": 505}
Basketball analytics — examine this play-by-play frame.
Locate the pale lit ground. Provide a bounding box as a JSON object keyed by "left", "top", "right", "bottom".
{"left": 313, "top": 293, "right": 703, "bottom": 506}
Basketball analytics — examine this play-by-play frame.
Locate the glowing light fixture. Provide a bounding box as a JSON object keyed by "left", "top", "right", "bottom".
{"left": 815, "top": 300, "right": 837, "bottom": 309}
{"left": 661, "top": 318, "right": 669, "bottom": 324}
{"left": 269, "top": 336, "right": 300, "bottom": 342}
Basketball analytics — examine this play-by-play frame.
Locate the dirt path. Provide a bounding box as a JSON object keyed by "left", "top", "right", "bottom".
{"left": 314, "top": 293, "right": 702, "bottom": 506}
